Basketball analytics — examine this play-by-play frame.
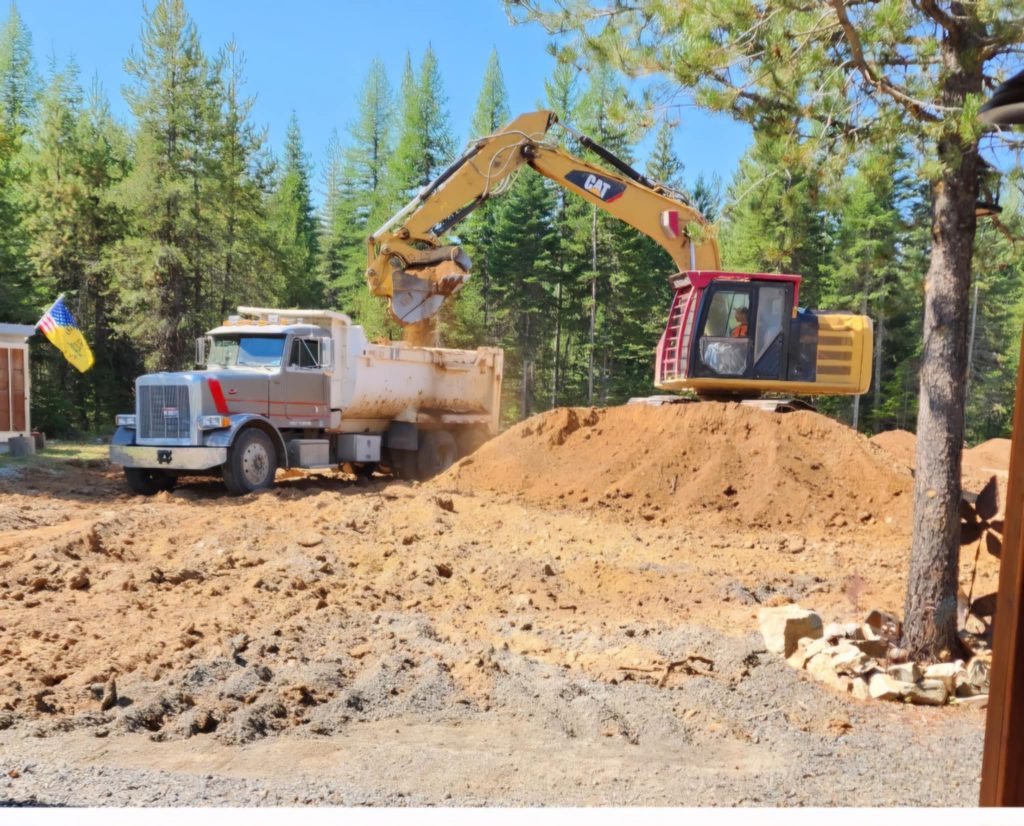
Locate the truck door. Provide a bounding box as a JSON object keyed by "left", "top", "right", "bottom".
{"left": 281, "top": 336, "right": 329, "bottom": 427}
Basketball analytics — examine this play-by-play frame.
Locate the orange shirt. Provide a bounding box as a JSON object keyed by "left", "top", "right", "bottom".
{"left": 732, "top": 323, "right": 748, "bottom": 337}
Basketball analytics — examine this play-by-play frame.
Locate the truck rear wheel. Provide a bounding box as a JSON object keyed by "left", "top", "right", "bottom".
{"left": 223, "top": 428, "right": 278, "bottom": 495}
{"left": 417, "top": 430, "right": 458, "bottom": 480}
{"left": 124, "top": 468, "right": 176, "bottom": 496}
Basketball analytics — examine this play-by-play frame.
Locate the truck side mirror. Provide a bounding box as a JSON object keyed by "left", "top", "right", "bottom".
{"left": 195, "top": 336, "right": 207, "bottom": 367}
{"left": 320, "top": 338, "right": 333, "bottom": 373}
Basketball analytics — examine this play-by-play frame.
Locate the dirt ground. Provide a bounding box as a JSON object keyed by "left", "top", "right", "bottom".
{"left": 0, "top": 403, "right": 1005, "bottom": 806}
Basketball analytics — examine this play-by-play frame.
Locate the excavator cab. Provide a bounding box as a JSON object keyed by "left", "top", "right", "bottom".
{"left": 656, "top": 272, "right": 872, "bottom": 397}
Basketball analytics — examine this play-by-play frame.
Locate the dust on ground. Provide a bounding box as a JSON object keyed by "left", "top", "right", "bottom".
{"left": 0, "top": 404, "right": 998, "bottom": 806}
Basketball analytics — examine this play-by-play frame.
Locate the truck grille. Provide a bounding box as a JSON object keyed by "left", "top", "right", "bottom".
{"left": 138, "top": 384, "right": 192, "bottom": 441}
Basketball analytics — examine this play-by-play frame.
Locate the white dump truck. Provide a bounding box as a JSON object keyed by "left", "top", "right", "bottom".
{"left": 110, "top": 307, "right": 503, "bottom": 494}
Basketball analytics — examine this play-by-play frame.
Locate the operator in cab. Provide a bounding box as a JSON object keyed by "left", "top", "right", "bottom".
{"left": 731, "top": 307, "right": 749, "bottom": 338}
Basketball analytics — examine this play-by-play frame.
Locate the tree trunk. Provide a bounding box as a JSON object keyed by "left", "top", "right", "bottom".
{"left": 903, "top": 123, "right": 981, "bottom": 658}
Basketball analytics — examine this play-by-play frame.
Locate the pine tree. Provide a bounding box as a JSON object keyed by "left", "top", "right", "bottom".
{"left": 209, "top": 40, "right": 276, "bottom": 322}
{"left": 267, "top": 111, "right": 322, "bottom": 307}
{"left": 113, "top": 0, "right": 220, "bottom": 371}
{"left": 25, "top": 63, "right": 135, "bottom": 433}
{"left": 319, "top": 58, "right": 394, "bottom": 336}
{"left": 646, "top": 120, "right": 683, "bottom": 190}
{"left": 383, "top": 47, "right": 454, "bottom": 207}
{"left": 487, "top": 170, "right": 558, "bottom": 419}
{"left": 456, "top": 49, "right": 511, "bottom": 339}
{"left": 0, "top": 1, "right": 39, "bottom": 322}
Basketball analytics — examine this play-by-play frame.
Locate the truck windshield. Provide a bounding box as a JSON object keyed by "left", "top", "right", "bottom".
{"left": 207, "top": 335, "right": 285, "bottom": 368}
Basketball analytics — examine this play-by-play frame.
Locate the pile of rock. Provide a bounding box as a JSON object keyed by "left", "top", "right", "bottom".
{"left": 758, "top": 604, "right": 990, "bottom": 707}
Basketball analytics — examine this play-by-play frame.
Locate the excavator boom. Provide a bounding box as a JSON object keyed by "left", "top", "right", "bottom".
{"left": 366, "top": 110, "right": 720, "bottom": 324}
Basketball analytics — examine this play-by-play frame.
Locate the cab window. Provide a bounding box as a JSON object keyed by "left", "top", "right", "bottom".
{"left": 288, "top": 338, "right": 320, "bottom": 369}
{"left": 704, "top": 291, "right": 750, "bottom": 338}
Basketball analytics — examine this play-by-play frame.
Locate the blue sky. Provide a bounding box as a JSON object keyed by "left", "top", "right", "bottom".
{"left": 19, "top": 0, "right": 752, "bottom": 203}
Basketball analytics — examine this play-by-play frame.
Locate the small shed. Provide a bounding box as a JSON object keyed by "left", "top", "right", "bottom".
{"left": 0, "top": 323, "right": 35, "bottom": 444}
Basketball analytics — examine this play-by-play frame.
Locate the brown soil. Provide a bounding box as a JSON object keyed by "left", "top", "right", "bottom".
{"left": 964, "top": 438, "right": 1012, "bottom": 474}
{"left": 0, "top": 404, "right": 1001, "bottom": 805}
{"left": 448, "top": 403, "right": 914, "bottom": 536}
{"left": 868, "top": 429, "right": 917, "bottom": 468}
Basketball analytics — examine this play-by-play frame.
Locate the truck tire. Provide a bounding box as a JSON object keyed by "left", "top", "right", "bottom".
{"left": 223, "top": 428, "right": 278, "bottom": 495}
{"left": 124, "top": 468, "right": 176, "bottom": 496}
{"left": 455, "top": 425, "right": 490, "bottom": 458}
{"left": 417, "top": 430, "right": 458, "bottom": 480}
{"left": 386, "top": 448, "right": 418, "bottom": 480}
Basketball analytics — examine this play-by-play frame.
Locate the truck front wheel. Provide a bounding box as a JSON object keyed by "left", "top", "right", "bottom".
{"left": 124, "top": 468, "right": 176, "bottom": 496}
{"left": 223, "top": 428, "right": 278, "bottom": 495}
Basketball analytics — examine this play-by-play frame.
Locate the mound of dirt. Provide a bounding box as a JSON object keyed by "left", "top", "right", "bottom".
{"left": 444, "top": 403, "right": 912, "bottom": 533}
{"left": 964, "top": 438, "right": 1011, "bottom": 473}
{"left": 869, "top": 430, "right": 917, "bottom": 468}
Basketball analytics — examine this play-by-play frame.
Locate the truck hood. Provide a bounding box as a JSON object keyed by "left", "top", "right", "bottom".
{"left": 141, "top": 369, "right": 271, "bottom": 417}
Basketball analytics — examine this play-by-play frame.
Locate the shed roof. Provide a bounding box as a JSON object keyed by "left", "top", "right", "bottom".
{"left": 0, "top": 323, "right": 37, "bottom": 340}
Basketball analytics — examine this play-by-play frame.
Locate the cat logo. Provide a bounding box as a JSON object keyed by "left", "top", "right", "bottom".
{"left": 565, "top": 170, "right": 626, "bottom": 203}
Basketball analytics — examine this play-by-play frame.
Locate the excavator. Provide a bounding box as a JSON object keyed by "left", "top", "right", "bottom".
{"left": 365, "top": 110, "right": 872, "bottom": 401}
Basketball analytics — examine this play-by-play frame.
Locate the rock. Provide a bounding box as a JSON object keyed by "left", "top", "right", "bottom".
{"left": 758, "top": 605, "right": 823, "bottom": 657}
{"left": 851, "top": 676, "right": 872, "bottom": 701}
{"left": 887, "top": 662, "right": 921, "bottom": 684}
{"left": 851, "top": 638, "right": 890, "bottom": 659}
{"left": 965, "top": 657, "right": 991, "bottom": 694}
{"left": 433, "top": 495, "right": 455, "bottom": 513}
{"left": 542, "top": 563, "right": 556, "bottom": 577}
{"left": 787, "top": 636, "right": 831, "bottom": 669}
{"left": 906, "top": 679, "right": 949, "bottom": 706}
{"left": 822, "top": 622, "right": 848, "bottom": 641}
{"left": 923, "top": 661, "right": 966, "bottom": 693}
{"left": 100, "top": 677, "right": 117, "bottom": 711}
{"left": 829, "top": 646, "right": 871, "bottom": 675}
{"left": 868, "top": 672, "right": 913, "bottom": 701}
{"left": 434, "top": 562, "right": 453, "bottom": 579}
{"left": 348, "top": 643, "right": 373, "bottom": 659}
{"left": 7, "top": 435, "right": 35, "bottom": 458}
{"left": 68, "top": 572, "right": 90, "bottom": 591}
{"left": 958, "top": 629, "right": 991, "bottom": 655}
{"left": 296, "top": 532, "right": 323, "bottom": 548}
{"left": 864, "top": 608, "right": 901, "bottom": 640}
{"left": 510, "top": 593, "right": 533, "bottom": 610}
{"left": 955, "top": 694, "right": 989, "bottom": 709}
{"left": 806, "top": 653, "right": 852, "bottom": 693}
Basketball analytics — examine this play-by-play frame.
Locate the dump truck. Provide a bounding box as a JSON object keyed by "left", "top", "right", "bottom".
{"left": 109, "top": 307, "right": 503, "bottom": 495}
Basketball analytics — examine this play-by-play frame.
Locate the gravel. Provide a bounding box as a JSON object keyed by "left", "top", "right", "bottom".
{"left": 0, "top": 625, "right": 984, "bottom": 807}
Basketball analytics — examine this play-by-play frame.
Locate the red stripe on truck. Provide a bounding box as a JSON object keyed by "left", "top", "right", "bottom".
{"left": 207, "top": 378, "right": 229, "bottom": 414}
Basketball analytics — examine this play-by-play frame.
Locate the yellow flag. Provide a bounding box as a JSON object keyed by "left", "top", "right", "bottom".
{"left": 37, "top": 295, "right": 94, "bottom": 373}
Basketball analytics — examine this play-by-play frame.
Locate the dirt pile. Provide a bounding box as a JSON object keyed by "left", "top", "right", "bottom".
{"left": 445, "top": 403, "right": 913, "bottom": 534}
{"left": 964, "top": 438, "right": 1011, "bottom": 473}
{"left": 868, "top": 430, "right": 917, "bottom": 468}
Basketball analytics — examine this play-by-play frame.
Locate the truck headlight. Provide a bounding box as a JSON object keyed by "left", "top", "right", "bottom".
{"left": 200, "top": 415, "right": 232, "bottom": 429}
{"left": 115, "top": 414, "right": 136, "bottom": 428}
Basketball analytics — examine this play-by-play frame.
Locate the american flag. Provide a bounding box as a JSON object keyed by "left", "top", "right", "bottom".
{"left": 38, "top": 296, "right": 79, "bottom": 335}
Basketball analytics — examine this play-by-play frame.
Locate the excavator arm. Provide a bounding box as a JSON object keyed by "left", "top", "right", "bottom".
{"left": 366, "top": 110, "right": 721, "bottom": 326}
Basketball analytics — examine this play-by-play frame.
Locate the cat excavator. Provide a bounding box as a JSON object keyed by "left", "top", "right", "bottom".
{"left": 365, "top": 110, "right": 872, "bottom": 399}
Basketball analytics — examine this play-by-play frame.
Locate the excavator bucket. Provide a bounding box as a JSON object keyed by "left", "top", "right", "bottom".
{"left": 387, "top": 248, "right": 472, "bottom": 325}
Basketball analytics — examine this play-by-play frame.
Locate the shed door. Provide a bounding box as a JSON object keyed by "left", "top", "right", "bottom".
{"left": 10, "top": 348, "right": 25, "bottom": 431}
{"left": 0, "top": 348, "right": 9, "bottom": 431}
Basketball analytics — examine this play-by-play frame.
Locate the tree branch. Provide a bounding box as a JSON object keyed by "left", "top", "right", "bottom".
{"left": 828, "top": 0, "right": 941, "bottom": 122}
